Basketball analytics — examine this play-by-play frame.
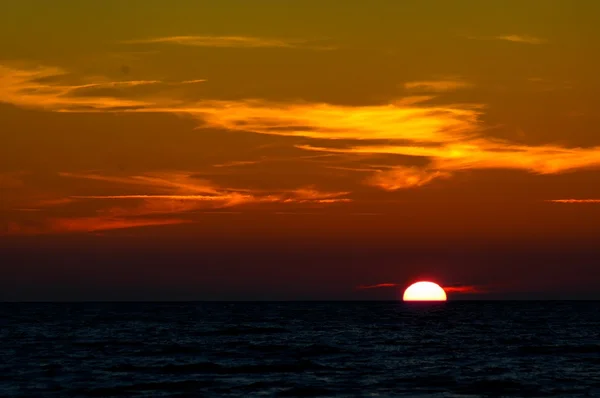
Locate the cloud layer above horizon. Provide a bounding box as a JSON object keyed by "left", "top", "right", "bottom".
{"left": 2, "top": 62, "right": 600, "bottom": 200}
{"left": 2, "top": 0, "right": 600, "bottom": 241}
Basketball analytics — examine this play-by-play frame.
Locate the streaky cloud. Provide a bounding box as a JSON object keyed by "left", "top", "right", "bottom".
{"left": 60, "top": 172, "right": 352, "bottom": 206}
{"left": 190, "top": 99, "right": 482, "bottom": 143}
{"left": 495, "top": 34, "right": 546, "bottom": 44}
{"left": 366, "top": 167, "right": 451, "bottom": 190}
{"left": 356, "top": 283, "right": 485, "bottom": 293}
{"left": 547, "top": 199, "right": 600, "bottom": 203}
{"left": 443, "top": 285, "right": 485, "bottom": 294}
{"left": 58, "top": 172, "right": 222, "bottom": 195}
{"left": 4, "top": 217, "right": 189, "bottom": 235}
{"left": 356, "top": 283, "right": 399, "bottom": 290}
{"left": 123, "top": 35, "right": 334, "bottom": 50}
{"left": 0, "top": 64, "right": 204, "bottom": 111}
{"left": 466, "top": 34, "right": 546, "bottom": 44}
{"left": 404, "top": 79, "right": 472, "bottom": 92}
{"left": 5, "top": 63, "right": 600, "bottom": 192}
{"left": 2, "top": 171, "right": 352, "bottom": 235}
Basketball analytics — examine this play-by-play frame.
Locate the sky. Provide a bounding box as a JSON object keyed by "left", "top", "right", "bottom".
{"left": 1, "top": 0, "right": 600, "bottom": 300}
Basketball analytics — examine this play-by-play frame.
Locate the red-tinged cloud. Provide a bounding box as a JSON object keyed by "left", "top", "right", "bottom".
{"left": 366, "top": 167, "right": 451, "bottom": 190}
{"left": 123, "top": 35, "right": 334, "bottom": 50}
{"left": 355, "top": 283, "right": 484, "bottom": 294}
{"left": 356, "top": 283, "right": 400, "bottom": 290}
{"left": 404, "top": 78, "right": 473, "bottom": 92}
{"left": 0, "top": 64, "right": 204, "bottom": 112}
{"left": 49, "top": 217, "right": 190, "bottom": 233}
{"left": 547, "top": 199, "right": 600, "bottom": 204}
{"left": 443, "top": 285, "right": 483, "bottom": 294}
{"left": 6, "top": 63, "right": 600, "bottom": 194}
{"left": 1, "top": 171, "right": 353, "bottom": 235}
{"left": 58, "top": 172, "right": 222, "bottom": 195}
{"left": 466, "top": 34, "right": 546, "bottom": 45}
{"left": 60, "top": 172, "right": 352, "bottom": 208}
{"left": 3, "top": 217, "right": 189, "bottom": 235}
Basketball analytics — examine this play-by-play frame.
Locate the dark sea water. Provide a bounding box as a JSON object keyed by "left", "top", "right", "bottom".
{"left": 1, "top": 301, "right": 600, "bottom": 397}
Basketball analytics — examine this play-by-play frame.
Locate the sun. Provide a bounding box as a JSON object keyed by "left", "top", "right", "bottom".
{"left": 403, "top": 281, "right": 447, "bottom": 301}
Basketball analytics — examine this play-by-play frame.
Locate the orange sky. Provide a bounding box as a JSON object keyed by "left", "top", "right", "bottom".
{"left": 1, "top": 1, "right": 600, "bottom": 299}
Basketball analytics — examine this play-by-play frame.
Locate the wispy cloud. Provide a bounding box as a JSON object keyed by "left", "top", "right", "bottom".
{"left": 547, "top": 199, "right": 600, "bottom": 204}
{"left": 58, "top": 172, "right": 222, "bottom": 195}
{"left": 404, "top": 79, "right": 472, "bottom": 92}
{"left": 4, "top": 63, "right": 600, "bottom": 193}
{"left": 71, "top": 191, "right": 351, "bottom": 207}
{"left": 212, "top": 154, "right": 337, "bottom": 168}
{"left": 356, "top": 283, "right": 399, "bottom": 290}
{"left": 5, "top": 217, "right": 189, "bottom": 235}
{"left": 443, "top": 285, "right": 484, "bottom": 294}
{"left": 123, "top": 35, "right": 334, "bottom": 50}
{"left": 2, "top": 170, "right": 352, "bottom": 235}
{"left": 356, "top": 283, "right": 484, "bottom": 294}
{"left": 190, "top": 99, "right": 481, "bottom": 143}
{"left": 495, "top": 34, "right": 546, "bottom": 44}
{"left": 50, "top": 217, "right": 189, "bottom": 233}
{"left": 366, "top": 167, "right": 451, "bottom": 190}
{"left": 60, "top": 172, "right": 351, "bottom": 207}
{"left": 466, "top": 34, "right": 546, "bottom": 44}
{"left": 298, "top": 137, "right": 600, "bottom": 190}
{"left": 286, "top": 187, "right": 350, "bottom": 201}
{"left": 0, "top": 64, "right": 203, "bottom": 112}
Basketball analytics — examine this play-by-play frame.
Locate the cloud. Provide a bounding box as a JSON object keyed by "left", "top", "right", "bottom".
{"left": 71, "top": 190, "right": 351, "bottom": 208}
{"left": 0, "top": 64, "right": 203, "bottom": 112}
{"left": 5, "top": 63, "right": 600, "bottom": 192}
{"left": 212, "top": 160, "right": 264, "bottom": 168}
{"left": 65, "top": 79, "right": 205, "bottom": 98}
{"left": 466, "top": 34, "right": 546, "bottom": 44}
{"left": 59, "top": 172, "right": 351, "bottom": 207}
{"left": 547, "top": 199, "right": 600, "bottom": 204}
{"left": 298, "top": 136, "right": 600, "bottom": 189}
{"left": 58, "top": 172, "right": 222, "bottom": 195}
{"left": 356, "top": 283, "right": 399, "bottom": 290}
{"left": 404, "top": 79, "right": 472, "bottom": 92}
{"left": 2, "top": 171, "right": 351, "bottom": 235}
{"left": 35, "top": 198, "right": 76, "bottom": 207}
{"left": 0, "top": 65, "right": 150, "bottom": 110}
{"left": 0, "top": 64, "right": 480, "bottom": 142}
{"left": 190, "top": 99, "right": 482, "bottom": 143}
{"left": 4, "top": 217, "right": 189, "bottom": 235}
{"left": 443, "top": 285, "right": 484, "bottom": 294}
{"left": 366, "top": 167, "right": 451, "bottom": 190}
{"left": 211, "top": 153, "right": 336, "bottom": 168}
{"left": 495, "top": 35, "right": 546, "bottom": 44}
{"left": 356, "top": 283, "right": 484, "bottom": 294}
{"left": 123, "top": 35, "right": 334, "bottom": 50}
{"left": 287, "top": 187, "right": 350, "bottom": 201}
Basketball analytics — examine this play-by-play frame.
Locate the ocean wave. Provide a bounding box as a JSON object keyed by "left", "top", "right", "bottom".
{"left": 4, "top": 302, "right": 600, "bottom": 397}
{"left": 517, "top": 344, "right": 600, "bottom": 355}
{"left": 453, "top": 379, "right": 545, "bottom": 396}
{"left": 73, "top": 380, "right": 216, "bottom": 396}
{"left": 198, "top": 326, "right": 290, "bottom": 336}
{"left": 106, "top": 359, "right": 333, "bottom": 375}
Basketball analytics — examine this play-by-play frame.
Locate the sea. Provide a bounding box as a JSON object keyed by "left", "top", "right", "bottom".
{"left": 1, "top": 301, "right": 600, "bottom": 397}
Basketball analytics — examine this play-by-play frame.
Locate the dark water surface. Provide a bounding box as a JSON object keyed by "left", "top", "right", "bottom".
{"left": 2, "top": 301, "right": 600, "bottom": 397}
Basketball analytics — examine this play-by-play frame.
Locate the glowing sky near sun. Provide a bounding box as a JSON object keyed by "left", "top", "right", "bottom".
{"left": 1, "top": 0, "right": 600, "bottom": 300}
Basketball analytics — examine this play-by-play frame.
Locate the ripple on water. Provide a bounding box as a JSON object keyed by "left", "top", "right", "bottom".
{"left": 2, "top": 301, "right": 600, "bottom": 397}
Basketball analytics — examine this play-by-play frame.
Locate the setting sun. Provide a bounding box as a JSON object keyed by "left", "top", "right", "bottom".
{"left": 403, "top": 281, "right": 447, "bottom": 301}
